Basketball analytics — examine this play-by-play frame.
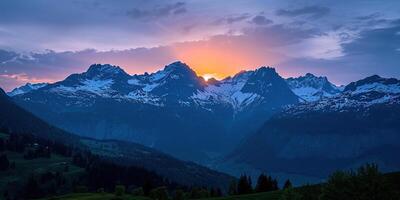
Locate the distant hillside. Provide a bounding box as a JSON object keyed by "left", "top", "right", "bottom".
{"left": 0, "top": 88, "right": 234, "bottom": 189}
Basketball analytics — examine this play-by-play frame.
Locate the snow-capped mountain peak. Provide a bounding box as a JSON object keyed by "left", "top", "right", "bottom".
{"left": 163, "top": 61, "right": 191, "bottom": 72}
{"left": 85, "top": 64, "right": 130, "bottom": 79}
{"left": 191, "top": 66, "right": 298, "bottom": 111}
{"left": 286, "top": 73, "right": 341, "bottom": 102}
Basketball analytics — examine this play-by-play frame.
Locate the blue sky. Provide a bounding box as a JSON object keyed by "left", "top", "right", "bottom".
{"left": 0, "top": 0, "right": 399, "bottom": 91}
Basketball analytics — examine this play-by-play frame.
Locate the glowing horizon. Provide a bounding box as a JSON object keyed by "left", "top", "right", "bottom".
{"left": 1, "top": 1, "right": 399, "bottom": 91}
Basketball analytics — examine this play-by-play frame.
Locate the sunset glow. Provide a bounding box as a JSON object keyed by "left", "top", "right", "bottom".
{"left": 0, "top": 0, "right": 399, "bottom": 91}
{"left": 170, "top": 38, "right": 287, "bottom": 81}
{"left": 201, "top": 73, "right": 218, "bottom": 81}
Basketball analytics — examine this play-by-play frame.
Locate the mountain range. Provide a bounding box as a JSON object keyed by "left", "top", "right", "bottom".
{"left": 10, "top": 62, "right": 301, "bottom": 162}
{"left": 225, "top": 75, "right": 400, "bottom": 183}
{"left": 0, "top": 87, "right": 234, "bottom": 188}
{"left": 6, "top": 61, "right": 400, "bottom": 184}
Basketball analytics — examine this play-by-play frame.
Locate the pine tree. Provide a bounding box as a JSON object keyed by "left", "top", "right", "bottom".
{"left": 255, "top": 174, "right": 269, "bottom": 192}
{"left": 272, "top": 178, "right": 279, "bottom": 190}
{"left": 173, "top": 189, "right": 185, "bottom": 200}
{"left": 283, "top": 179, "right": 292, "bottom": 190}
{"left": 23, "top": 175, "right": 42, "bottom": 198}
{"left": 0, "top": 154, "right": 9, "bottom": 170}
{"left": 228, "top": 180, "right": 237, "bottom": 195}
{"left": 0, "top": 138, "right": 5, "bottom": 152}
{"left": 255, "top": 173, "right": 279, "bottom": 193}
{"left": 237, "top": 175, "right": 252, "bottom": 194}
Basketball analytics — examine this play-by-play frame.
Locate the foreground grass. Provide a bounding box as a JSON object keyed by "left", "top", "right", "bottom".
{"left": 42, "top": 171, "right": 400, "bottom": 200}
{"left": 44, "top": 192, "right": 281, "bottom": 200}
{"left": 44, "top": 193, "right": 151, "bottom": 200}
{"left": 204, "top": 191, "right": 282, "bottom": 200}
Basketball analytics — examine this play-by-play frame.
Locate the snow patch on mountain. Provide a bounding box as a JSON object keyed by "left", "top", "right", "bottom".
{"left": 125, "top": 90, "right": 163, "bottom": 106}
{"left": 351, "top": 82, "right": 400, "bottom": 94}
{"left": 51, "top": 79, "right": 114, "bottom": 96}
{"left": 127, "top": 78, "right": 142, "bottom": 85}
{"left": 149, "top": 70, "right": 168, "bottom": 82}
{"left": 142, "top": 83, "right": 159, "bottom": 92}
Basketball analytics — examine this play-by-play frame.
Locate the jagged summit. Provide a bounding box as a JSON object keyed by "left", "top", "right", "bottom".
{"left": 163, "top": 61, "right": 191, "bottom": 71}
{"left": 85, "top": 63, "right": 130, "bottom": 79}
{"left": 253, "top": 66, "right": 277, "bottom": 76}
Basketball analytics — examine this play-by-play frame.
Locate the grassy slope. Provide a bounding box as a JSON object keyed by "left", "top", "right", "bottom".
{"left": 204, "top": 191, "right": 282, "bottom": 200}
{"left": 45, "top": 191, "right": 283, "bottom": 200}
{"left": 48, "top": 172, "right": 400, "bottom": 200}
{"left": 0, "top": 151, "right": 84, "bottom": 195}
{"left": 45, "top": 193, "right": 151, "bottom": 200}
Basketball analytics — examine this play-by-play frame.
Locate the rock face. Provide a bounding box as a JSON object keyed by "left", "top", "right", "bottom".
{"left": 11, "top": 62, "right": 298, "bottom": 162}
{"left": 226, "top": 75, "right": 400, "bottom": 182}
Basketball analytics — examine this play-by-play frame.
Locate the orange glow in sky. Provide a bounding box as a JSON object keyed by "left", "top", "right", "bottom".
{"left": 170, "top": 38, "right": 288, "bottom": 80}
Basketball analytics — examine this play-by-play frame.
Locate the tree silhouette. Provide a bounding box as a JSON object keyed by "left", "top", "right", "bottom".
{"left": 283, "top": 179, "right": 292, "bottom": 190}
{"left": 0, "top": 154, "right": 9, "bottom": 170}
{"left": 237, "top": 175, "right": 252, "bottom": 194}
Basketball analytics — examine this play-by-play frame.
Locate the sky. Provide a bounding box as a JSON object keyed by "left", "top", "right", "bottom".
{"left": 0, "top": 0, "right": 400, "bottom": 91}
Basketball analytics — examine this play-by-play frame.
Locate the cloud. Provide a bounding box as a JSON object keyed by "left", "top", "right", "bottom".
{"left": 355, "top": 12, "right": 382, "bottom": 21}
{"left": 213, "top": 13, "right": 251, "bottom": 25}
{"left": 126, "top": 2, "right": 186, "bottom": 20}
{"left": 226, "top": 14, "right": 250, "bottom": 24}
{"left": 0, "top": 73, "right": 51, "bottom": 84}
{"left": 278, "top": 19, "right": 400, "bottom": 85}
{"left": 0, "top": 24, "right": 324, "bottom": 91}
{"left": 1, "top": 21, "right": 400, "bottom": 91}
{"left": 0, "top": 50, "right": 18, "bottom": 63}
{"left": 251, "top": 15, "right": 273, "bottom": 25}
{"left": 276, "top": 6, "right": 330, "bottom": 19}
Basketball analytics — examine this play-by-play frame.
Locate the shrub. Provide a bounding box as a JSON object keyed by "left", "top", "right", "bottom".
{"left": 96, "top": 187, "right": 105, "bottom": 193}
{"left": 173, "top": 189, "right": 185, "bottom": 200}
{"left": 115, "top": 185, "right": 126, "bottom": 196}
{"left": 150, "top": 186, "right": 168, "bottom": 200}
{"left": 131, "top": 187, "right": 144, "bottom": 196}
{"left": 74, "top": 185, "right": 88, "bottom": 193}
{"left": 280, "top": 188, "right": 302, "bottom": 200}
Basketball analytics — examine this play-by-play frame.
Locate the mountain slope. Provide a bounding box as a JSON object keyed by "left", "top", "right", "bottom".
{"left": 226, "top": 75, "right": 400, "bottom": 182}
{"left": 0, "top": 88, "right": 78, "bottom": 143}
{"left": 12, "top": 62, "right": 298, "bottom": 162}
{"left": 0, "top": 88, "right": 234, "bottom": 188}
{"left": 7, "top": 82, "right": 48, "bottom": 96}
